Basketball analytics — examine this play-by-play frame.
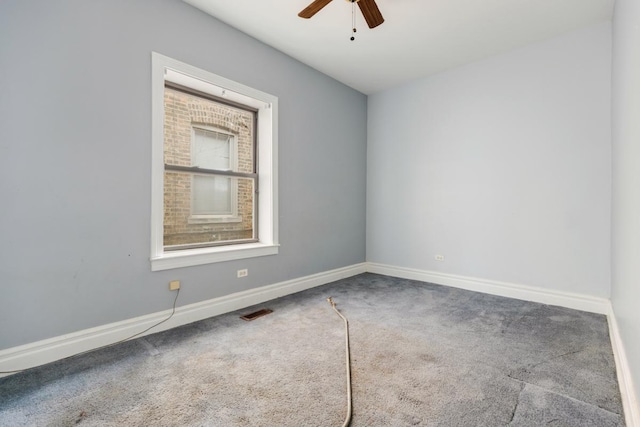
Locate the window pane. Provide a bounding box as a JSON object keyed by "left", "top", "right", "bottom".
{"left": 192, "top": 175, "right": 231, "bottom": 215}
{"left": 193, "top": 129, "right": 231, "bottom": 170}
{"left": 164, "top": 172, "right": 255, "bottom": 248}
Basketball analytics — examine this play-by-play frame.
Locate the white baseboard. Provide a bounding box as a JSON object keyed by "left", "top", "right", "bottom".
{"left": 607, "top": 305, "right": 640, "bottom": 427}
{"left": 0, "top": 262, "right": 367, "bottom": 378}
{"left": 3, "top": 260, "right": 636, "bottom": 425}
{"left": 366, "top": 262, "right": 610, "bottom": 314}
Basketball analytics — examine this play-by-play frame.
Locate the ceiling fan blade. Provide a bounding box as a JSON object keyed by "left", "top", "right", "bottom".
{"left": 298, "top": 0, "right": 334, "bottom": 19}
{"left": 358, "top": 0, "right": 384, "bottom": 28}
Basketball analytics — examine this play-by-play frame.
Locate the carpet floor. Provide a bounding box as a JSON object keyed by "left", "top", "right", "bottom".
{"left": 0, "top": 273, "right": 624, "bottom": 426}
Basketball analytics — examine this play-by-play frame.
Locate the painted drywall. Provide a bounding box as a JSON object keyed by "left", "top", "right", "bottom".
{"left": 0, "top": 0, "right": 367, "bottom": 349}
{"left": 611, "top": 0, "right": 640, "bottom": 406}
{"left": 367, "top": 22, "right": 612, "bottom": 297}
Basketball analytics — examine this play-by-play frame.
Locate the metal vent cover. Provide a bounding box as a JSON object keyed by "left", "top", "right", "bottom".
{"left": 240, "top": 308, "right": 273, "bottom": 321}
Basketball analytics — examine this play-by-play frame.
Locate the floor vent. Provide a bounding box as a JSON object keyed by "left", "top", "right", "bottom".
{"left": 240, "top": 309, "right": 273, "bottom": 321}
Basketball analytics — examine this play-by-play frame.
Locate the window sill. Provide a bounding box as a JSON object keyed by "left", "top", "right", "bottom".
{"left": 151, "top": 242, "right": 279, "bottom": 271}
{"left": 187, "top": 215, "right": 242, "bottom": 224}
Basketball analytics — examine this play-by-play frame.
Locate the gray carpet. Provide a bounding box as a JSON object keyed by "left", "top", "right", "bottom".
{"left": 0, "top": 273, "right": 624, "bottom": 426}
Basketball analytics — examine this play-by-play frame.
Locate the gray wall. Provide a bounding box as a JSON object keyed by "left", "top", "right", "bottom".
{"left": 367, "top": 22, "right": 612, "bottom": 297}
{"left": 0, "top": 0, "right": 367, "bottom": 349}
{"left": 612, "top": 0, "right": 640, "bottom": 405}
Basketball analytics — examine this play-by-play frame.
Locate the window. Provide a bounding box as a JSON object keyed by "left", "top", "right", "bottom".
{"left": 190, "top": 127, "right": 239, "bottom": 219}
{"left": 151, "top": 53, "right": 278, "bottom": 271}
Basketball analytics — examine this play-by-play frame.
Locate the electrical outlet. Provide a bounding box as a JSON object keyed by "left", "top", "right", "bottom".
{"left": 237, "top": 269, "right": 248, "bottom": 278}
{"left": 169, "top": 280, "right": 181, "bottom": 291}
{"left": 435, "top": 255, "right": 445, "bottom": 261}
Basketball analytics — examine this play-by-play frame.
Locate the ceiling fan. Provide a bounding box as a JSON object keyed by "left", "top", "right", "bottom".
{"left": 298, "top": 0, "right": 384, "bottom": 29}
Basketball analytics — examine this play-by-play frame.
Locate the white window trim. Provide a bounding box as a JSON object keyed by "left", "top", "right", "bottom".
{"left": 151, "top": 52, "right": 278, "bottom": 271}
{"left": 189, "top": 125, "right": 241, "bottom": 222}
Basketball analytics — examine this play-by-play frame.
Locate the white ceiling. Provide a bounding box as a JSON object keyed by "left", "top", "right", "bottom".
{"left": 183, "top": 0, "right": 614, "bottom": 95}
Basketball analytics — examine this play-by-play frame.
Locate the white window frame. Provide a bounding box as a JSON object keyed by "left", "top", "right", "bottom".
{"left": 188, "top": 125, "right": 241, "bottom": 223}
{"left": 151, "top": 52, "right": 278, "bottom": 271}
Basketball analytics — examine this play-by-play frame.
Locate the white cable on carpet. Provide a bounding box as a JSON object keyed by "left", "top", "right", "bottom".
{"left": 327, "top": 297, "right": 352, "bottom": 427}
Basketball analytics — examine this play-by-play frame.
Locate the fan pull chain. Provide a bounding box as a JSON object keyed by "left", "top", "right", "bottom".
{"left": 350, "top": 0, "right": 357, "bottom": 41}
